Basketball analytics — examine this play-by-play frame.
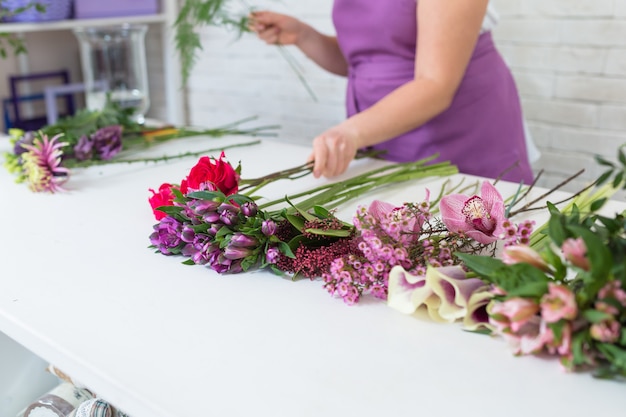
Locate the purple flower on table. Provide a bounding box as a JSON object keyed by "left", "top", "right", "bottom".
{"left": 92, "top": 125, "right": 123, "bottom": 160}
{"left": 229, "top": 233, "right": 259, "bottom": 248}
{"left": 149, "top": 216, "right": 184, "bottom": 255}
{"left": 262, "top": 219, "right": 277, "bottom": 236}
{"left": 440, "top": 181, "right": 507, "bottom": 245}
{"left": 74, "top": 135, "right": 94, "bottom": 161}
{"left": 73, "top": 125, "right": 123, "bottom": 161}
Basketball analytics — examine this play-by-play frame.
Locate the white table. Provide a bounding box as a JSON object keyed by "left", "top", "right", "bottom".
{"left": 1, "top": 135, "right": 624, "bottom": 417}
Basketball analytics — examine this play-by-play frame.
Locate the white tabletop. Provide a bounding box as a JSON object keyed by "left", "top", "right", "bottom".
{"left": 1, "top": 135, "right": 624, "bottom": 417}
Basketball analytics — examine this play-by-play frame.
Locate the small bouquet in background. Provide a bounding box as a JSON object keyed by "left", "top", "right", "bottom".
{"left": 148, "top": 152, "right": 459, "bottom": 276}
{"left": 3, "top": 98, "right": 278, "bottom": 193}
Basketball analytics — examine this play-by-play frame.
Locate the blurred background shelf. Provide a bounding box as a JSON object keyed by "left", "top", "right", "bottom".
{"left": 0, "top": 13, "right": 169, "bottom": 33}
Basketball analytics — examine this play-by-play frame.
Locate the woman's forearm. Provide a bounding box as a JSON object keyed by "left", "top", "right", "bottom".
{"left": 341, "top": 77, "right": 454, "bottom": 148}
{"left": 295, "top": 26, "right": 348, "bottom": 76}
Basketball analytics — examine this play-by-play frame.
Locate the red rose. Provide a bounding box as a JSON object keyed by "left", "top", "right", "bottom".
{"left": 149, "top": 183, "right": 178, "bottom": 220}
{"left": 179, "top": 152, "right": 240, "bottom": 196}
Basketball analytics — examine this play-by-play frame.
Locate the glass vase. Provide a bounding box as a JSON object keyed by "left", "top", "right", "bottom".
{"left": 73, "top": 24, "right": 150, "bottom": 124}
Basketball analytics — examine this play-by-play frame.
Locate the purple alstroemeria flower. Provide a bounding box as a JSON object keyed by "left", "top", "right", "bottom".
{"left": 241, "top": 201, "right": 258, "bottom": 217}
{"left": 229, "top": 233, "right": 259, "bottom": 248}
{"left": 262, "top": 219, "right": 277, "bottom": 236}
{"left": 224, "top": 246, "right": 254, "bottom": 260}
{"left": 74, "top": 135, "right": 94, "bottom": 161}
{"left": 187, "top": 199, "right": 221, "bottom": 216}
{"left": 92, "top": 125, "right": 123, "bottom": 160}
{"left": 149, "top": 217, "right": 183, "bottom": 255}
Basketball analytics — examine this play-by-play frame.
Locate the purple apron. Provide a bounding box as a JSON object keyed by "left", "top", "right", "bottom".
{"left": 332, "top": 0, "right": 533, "bottom": 183}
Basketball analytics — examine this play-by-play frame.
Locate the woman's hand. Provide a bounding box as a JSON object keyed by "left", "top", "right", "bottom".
{"left": 249, "top": 11, "right": 305, "bottom": 46}
{"left": 308, "top": 124, "right": 360, "bottom": 178}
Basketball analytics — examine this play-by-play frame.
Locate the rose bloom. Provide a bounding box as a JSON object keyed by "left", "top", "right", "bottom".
{"left": 149, "top": 183, "right": 179, "bottom": 220}
{"left": 180, "top": 152, "right": 240, "bottom": 196}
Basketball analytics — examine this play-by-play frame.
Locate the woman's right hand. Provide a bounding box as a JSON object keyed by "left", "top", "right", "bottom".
{"left": 249, "top": 11, "right": 305, "bottom": 46}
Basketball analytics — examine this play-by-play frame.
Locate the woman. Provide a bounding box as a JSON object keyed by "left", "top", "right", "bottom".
{"left": 251, "top": 0, "right": 534, "bottom": 183}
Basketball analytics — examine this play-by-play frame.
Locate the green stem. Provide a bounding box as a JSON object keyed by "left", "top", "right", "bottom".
{"left": 63, "top": 140, "right": 261, "bottom": 168}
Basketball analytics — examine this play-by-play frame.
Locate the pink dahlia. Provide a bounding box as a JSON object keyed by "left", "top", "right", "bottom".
{"left": 20, "top": 133, "right": 70, "bottom": 193}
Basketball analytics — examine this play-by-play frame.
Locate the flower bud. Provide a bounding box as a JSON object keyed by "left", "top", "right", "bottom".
{"left": 230, "top": 233, "right": 259, "bottom": 248}
{"left": 224, "top": 246, "right": 253, "bottom": 260}
{"left": 241, "top": 201, "right": 258, "bottom": 217}
{"left": 262, "top": 220, "right": 277, "bottom": 236}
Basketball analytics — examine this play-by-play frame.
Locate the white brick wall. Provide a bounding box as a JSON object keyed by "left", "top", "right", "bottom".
{"left": 491, "top": 0, "right": 626, "bottom": 197}
{"left": 185, "top": 0, "right": 626, "bottom": 198}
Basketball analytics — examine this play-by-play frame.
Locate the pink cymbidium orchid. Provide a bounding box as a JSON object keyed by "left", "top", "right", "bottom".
{"left": 440, "top": 181, "right": 507, "bottom": 245}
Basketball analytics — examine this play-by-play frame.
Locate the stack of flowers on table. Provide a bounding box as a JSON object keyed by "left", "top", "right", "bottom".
{"left": 148, "top": 151, "right": 460, "bottom": 275}
{"left": 2, "top": 98, "right": 277, "bottom": 193}
{"left": 148, "top": 143, "right": 626, "bottom": 380}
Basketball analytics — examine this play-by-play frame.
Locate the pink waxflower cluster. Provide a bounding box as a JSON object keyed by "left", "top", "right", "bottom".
{"left": 322, "top": 196, "right": 488, "bottom": 305}
{"left": 500, "top": 218, "right": 535, "bottom": 247}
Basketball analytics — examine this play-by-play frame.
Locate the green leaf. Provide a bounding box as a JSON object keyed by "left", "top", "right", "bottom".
{"left": 597, "top": 344, "right": 626, "bottom": 371}
{"left": 506, "top": 281, "right": 549, "bottom": 298}
{"left": 613, "top": 170, "right": 624, "bottom": 189}
{"left": 304, "top": 228, "right": 352, "bottom": 237}
{"left": 582, "top": 309, "right": 614, "bottom": 324}
{"left": 186, "top": 190, "right": 224, "bottom": 200}
{"left": 285, "top": 213, "right": 306, "bottom": 231}
{"left": 595, "top": 170, "right": 613, "bottom": 187}
{"left": 590, "top": 198, "right": 607, "bottom": 212}
{"left": 156, "top": 205, "right": 185, "bottom": 216}
{"left": 277, "top": 241, "right": 295, "bottom": 259}
{"left": 595, "top": 156, "right": 616, "bottom": 168}
{"left": 182, "top": 259, "right": 196, "bottom": 265}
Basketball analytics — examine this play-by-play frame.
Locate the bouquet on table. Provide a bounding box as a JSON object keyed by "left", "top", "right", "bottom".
{"left": 3, "top": 99, "right": 277, "bottom": 193}
{"left": 148, "top": 143, "right": 626, "bottom": 380}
